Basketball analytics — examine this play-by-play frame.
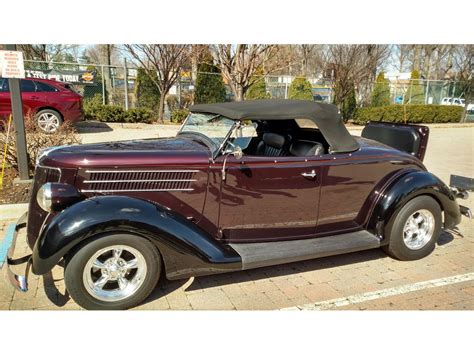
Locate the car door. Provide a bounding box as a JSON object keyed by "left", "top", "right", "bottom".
{"left": 214, "top": 155, "right": 322, "bottom": 242}
{"left": 32, "top": 80, "right": 57, "bottom": 106}
{"left": 19, "top": 79, "right": 39, "bottom": 116}
{"left": 0, "top": 79, "right": 11, "bottom": 120}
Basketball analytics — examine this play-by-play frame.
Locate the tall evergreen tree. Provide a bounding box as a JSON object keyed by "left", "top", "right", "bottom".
{"left": 405, "top": 70, "right": 425, "bottom": 104}
{"left": 135, "top": 68, "right": 161, "bottom": 112}
{"left": 288, "top": 76, "right": 313, "bottom": 100}
{"left": 371, "top": 72, "right": 391, "bottom": 106}
{"left": 194, "top": 54, "right": 226, "bottom": 104}
{"left": 246, "top": 68, "right": 270, "bottom": 100}
{"left": 341, "top": 84, "right": 357, "bottom": 121}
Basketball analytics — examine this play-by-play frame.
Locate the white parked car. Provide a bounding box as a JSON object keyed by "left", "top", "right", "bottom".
{"left": 441, "top": 97, "right": 465, "bottom": 106}
{"left": 441, "top": 97, "right": 474, "bottom": 113}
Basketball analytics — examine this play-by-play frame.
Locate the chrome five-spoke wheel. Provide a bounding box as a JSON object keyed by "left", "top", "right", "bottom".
{"left": 402, "top": 209, "right": 435, "bottom": 250}
{"left": 65, "top": 234, "right": 161, "bottom": 310}
{"left": 383, "top": 196, "right": 441, "bottom": 261}
{"left": 83, "top": 245, "right": 147, "bottom": 302}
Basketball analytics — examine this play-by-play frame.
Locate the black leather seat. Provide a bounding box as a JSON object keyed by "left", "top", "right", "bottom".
{"left": 289, "top": 140, "right": 325, "bottom": 157}
{"left": 256, "top": 133, "right": 288, "bottom": 157}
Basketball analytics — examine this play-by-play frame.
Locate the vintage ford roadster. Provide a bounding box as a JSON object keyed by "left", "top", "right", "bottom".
{"left": 1, "top": 100, "right": 472, "bottom": 309}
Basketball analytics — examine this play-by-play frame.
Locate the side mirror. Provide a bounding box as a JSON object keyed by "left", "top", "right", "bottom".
{"left": 224, "top": 145, "right": 243, "bottom": 160}
{"left": 221, "top": 146, "right": 243, "bottom": 181}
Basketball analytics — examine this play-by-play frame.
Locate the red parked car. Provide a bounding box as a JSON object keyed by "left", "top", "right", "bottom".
{"left": 0, "top": 77, "right": 83, "bottom": 133}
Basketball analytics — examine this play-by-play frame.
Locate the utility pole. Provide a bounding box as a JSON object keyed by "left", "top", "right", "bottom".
{"left": 5, "top": 44, "right": 29, "bottom": 180}
{"left": 124, "top": 58, "right": 129, "bottom": 110}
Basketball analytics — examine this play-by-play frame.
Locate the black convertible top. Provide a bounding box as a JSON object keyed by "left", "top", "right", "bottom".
{"left": 189, "top": 99, "right": 359, "bottom": 153}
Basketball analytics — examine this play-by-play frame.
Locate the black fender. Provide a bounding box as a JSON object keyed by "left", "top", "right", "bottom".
{"left": 367, "top": 169, "right": 461, "bottom": 244}
{"left": 31, "top": 196, "right": 242, "bottom": 279}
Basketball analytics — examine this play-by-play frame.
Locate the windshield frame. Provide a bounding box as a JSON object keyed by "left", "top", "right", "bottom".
{"left": 178, "top": 113, "right": 237, "bottom": 159}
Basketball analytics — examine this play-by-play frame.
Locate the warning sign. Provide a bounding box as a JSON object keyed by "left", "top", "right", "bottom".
{"left": 0, "top": 50, "right": 25, "bottom": 79}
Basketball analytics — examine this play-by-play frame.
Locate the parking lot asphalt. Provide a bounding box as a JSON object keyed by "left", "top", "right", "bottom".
{"left": 0, "top": 124, "right": 472, "bottom": 310}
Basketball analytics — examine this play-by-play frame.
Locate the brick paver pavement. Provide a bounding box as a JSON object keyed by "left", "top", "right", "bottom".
{"left": 0, "top": 125, "right": 472, "bottom": 310}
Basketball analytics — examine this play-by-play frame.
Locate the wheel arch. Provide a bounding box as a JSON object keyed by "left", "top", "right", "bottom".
{"left": 35, "top": 107, "right": 64, "bottom": 119}
{"left": 31, "top": 195, "right": 242, "bottom": 279}
{"left": 366, "top": 170, "right": 461, "bottom": 245}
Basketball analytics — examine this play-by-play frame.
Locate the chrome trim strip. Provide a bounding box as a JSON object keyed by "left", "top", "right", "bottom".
{"left": 83, "top": 179, "right": 197, "bottom": 183}
{"left": 81, "top": 188, "right": 194, "bottom": 193}
{"left": 85, "top": 169, "right": 200, "bottom": 174}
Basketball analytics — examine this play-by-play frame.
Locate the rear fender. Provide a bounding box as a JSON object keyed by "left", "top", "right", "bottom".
{"left": 32, "top": 196, "right": 241, "bottom": 279}
{"left": 367, "top": 170, "right": 461, "bottom": 244}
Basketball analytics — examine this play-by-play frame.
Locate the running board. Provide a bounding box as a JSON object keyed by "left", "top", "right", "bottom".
{"left": 229, "top": 230, "right": 380, "bottom": 270}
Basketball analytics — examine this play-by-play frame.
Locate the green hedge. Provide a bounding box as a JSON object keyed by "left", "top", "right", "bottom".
{"left": 171, "top": 108, "right": 189, "bottom": 124}
{"left": 353, "top": 105, "right": 464, "bottom": 125}
{"left": 84, "top": 95, "right": 154, "bottom": 123}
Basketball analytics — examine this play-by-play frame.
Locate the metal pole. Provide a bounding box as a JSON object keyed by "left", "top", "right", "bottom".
{"left": 101, "top": 65, "right": 106, "bottom": 105}
{"left": 5, "top": 44, "right": 29, "bottom": 180}
{"left": 425, "top": 79, "right": 430, "bottom": 104}
{"left": 124, "top": 58, "right": 129, "bottom": 110}
{"left": 177, "top": 73, "right": 181, "bottom": 108}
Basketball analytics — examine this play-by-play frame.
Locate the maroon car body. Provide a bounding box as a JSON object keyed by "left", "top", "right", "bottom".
{"left": 1, "top": 99, "right": 468, "bottom": 310}
{"left": 0, "top": 77, "right": 83, "bottom": 131}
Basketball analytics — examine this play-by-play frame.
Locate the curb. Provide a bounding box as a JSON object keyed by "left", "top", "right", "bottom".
{"left": 0, "top": 203, "right": 29, "bottom": 221}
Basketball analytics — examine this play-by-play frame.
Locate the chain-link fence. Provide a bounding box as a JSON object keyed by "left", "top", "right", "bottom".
{"left": 24, "top": 60, "right": 470, "bottom": 118}
{"left": 389, "top": 79, "right": 464, "bottom": 105}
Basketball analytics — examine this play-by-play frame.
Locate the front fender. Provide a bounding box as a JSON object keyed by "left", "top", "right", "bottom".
{"left": 367, "top": 170, "right": 461, "bottom": 243}
{"left": 32, "top": 196, "right": 241, "bottom": 279}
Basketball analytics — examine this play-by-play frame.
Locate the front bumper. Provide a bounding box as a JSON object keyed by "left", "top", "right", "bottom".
{"left": 0, "top": 213, "right": 31, "bottom": 292}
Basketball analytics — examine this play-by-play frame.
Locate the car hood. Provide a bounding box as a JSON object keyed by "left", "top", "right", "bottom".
{"left": 38, "top": 137, "right": 211, "bottom": 168}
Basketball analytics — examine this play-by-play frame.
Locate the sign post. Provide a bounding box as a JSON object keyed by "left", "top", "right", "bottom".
{"left": 0, "top": 45, "right": 29, "bottom": 180}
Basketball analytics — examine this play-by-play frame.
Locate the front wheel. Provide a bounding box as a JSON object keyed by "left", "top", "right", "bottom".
{"left": 383, "top": 196, "right": 442, "bottom": 261}
{"left": 65, "top": 233, "right": 161, "bottom": 310}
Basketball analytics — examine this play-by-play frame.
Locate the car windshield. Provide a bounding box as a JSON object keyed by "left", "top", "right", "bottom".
{"left": 178, "top": 113, "right": 236, "bottom": 154}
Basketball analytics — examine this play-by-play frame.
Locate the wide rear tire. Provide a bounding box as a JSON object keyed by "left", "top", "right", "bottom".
{"left": 383, "top": 196, "right": 442, "bottom": 261}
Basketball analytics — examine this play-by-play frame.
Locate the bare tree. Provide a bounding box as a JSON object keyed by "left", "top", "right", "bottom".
{"left": 125, "top": 44, "right": 190, "bottom": 122}
{"left": 328, "top": 44, "right": 389, "bottom": 110}
{"left": 17, "top": 44, "right": 79, "bottom": 62}
{"left": 394, "top": 44, "right": 413, "bottom": 72}
{"left": 453, "top": 45, "right": 473, "bottom": 121}
{"left": 211, "top": 44, "right": 277, "bottom": 101}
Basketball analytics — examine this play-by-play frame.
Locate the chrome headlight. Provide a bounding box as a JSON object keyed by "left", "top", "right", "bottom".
{"left": 36, "top": 183, "right": 53, "bottom": 211}
{"left": 36, "top": 182, "right": 83, "bottom": 212}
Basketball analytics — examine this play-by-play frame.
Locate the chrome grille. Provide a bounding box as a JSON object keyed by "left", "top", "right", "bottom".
{"left": 82, "top": 169, "right": 198, "bottom": 192}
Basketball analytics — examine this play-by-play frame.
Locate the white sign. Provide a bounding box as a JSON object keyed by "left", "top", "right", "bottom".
{"left": 0, "top": 50, "right": 25, "bottom": 79}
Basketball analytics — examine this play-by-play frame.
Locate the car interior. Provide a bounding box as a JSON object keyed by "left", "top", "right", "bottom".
{"left": 237, "top": 119, "right": 330, "bottom": 158}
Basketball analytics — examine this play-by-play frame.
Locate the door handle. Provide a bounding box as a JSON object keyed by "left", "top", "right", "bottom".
{"left": 301, "top": 170, "right": 317, "bottom": 178}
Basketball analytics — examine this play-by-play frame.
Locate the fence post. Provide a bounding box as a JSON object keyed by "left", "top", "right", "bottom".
{"left": 424, "top": 79, "right": 430, "bottom": 104}
{"left": 177, "top": 73, "right": 181, "bottom": 107}
{"left": 124, "top": 58, "right": 129, "bottom": 110}
{"left": 101, "top": 65, "right": 106, "bottom": 105}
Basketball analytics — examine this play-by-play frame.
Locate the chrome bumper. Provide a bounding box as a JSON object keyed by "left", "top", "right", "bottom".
{"left": 0, "top": 213, "right": 31, "bottom": 292}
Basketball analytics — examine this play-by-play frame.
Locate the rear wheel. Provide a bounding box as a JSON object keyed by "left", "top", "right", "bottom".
{"left": 65, "top": 233, "right": 161, "bottom": 310}
{"left": 383, "top": 196, "right": 442, "bottom": 260}
{"left": 35, "top": 109, "right": 63, "bottom": 133}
